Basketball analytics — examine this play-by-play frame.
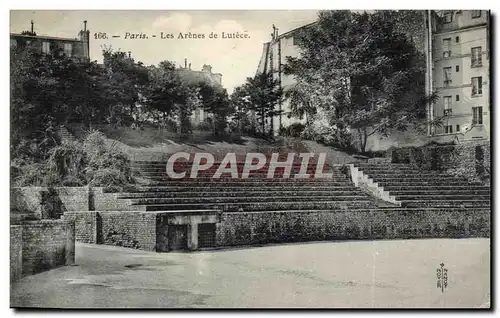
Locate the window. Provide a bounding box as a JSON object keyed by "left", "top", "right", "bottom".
{"left": 455, "top": 36, "right": 460, "bottom": 43}
{"left": 292, "top": 36, "right": 304, "bottom": 46}
{"left": 64, "top": 43, "right": 73, "bottom": 57}
{"left": 471, "top": 47, "right": 482, "bottom": 66}
{"left": 472, "top": 77, "right": 482, "bottom": 96}
{"left": 445, "top": 125, "right": 453, "bottom": 133}
{"left": 456, "top": 95, "right": 460, "bottom": 101}
{"left": 42, "top": 41, "right": 50, "bottom": 53}
{"left": 443, "top": 38, "right": 451, "bottom": 57}
{"left": 444, "top": 96, "right": 452, "bottom": 110}
{"left": 472, "top": 106, "right": 483, "bottom": 125}
{"left": 10, "top": 39, "right": 17, "bottom": 47}
{"left": 456, "top": 125, "right": 460, "bottom": 132}
{"left": 472, "top": 10, "right": 481, "bottom": 18}
{"left": 456, "top": 65, "right": 460, "bottom": 72}
{"left": 443, "top": 67, "right": 452, "bottom": 85}
{"left": 443, "top": 11, "right": 453, "bottom": 23}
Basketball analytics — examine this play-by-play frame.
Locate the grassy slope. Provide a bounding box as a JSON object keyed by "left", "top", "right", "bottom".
{"left": 69, "top": 123, "right": 358, "bottom": 163}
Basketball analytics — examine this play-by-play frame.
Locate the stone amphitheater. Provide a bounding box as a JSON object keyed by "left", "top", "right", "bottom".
{"left": 64, "top": 154, "right": 490, "bottom": 252}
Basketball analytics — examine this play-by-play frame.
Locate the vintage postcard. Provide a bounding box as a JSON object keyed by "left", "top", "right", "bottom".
{"left": 9, "top": 9, "right": 491, "bottom": 309}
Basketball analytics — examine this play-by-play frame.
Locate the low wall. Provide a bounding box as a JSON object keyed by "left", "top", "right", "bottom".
{"left": 10, "top": 226, "right": 23, "bottom": 282}
{"left": 11, "top": 187, "right": 90, "bottom": 218}
{"left": 92, "top": 188, "right": 135, "bottom": 211}
{"left": 390, "top": 141, "right": 491, "bottom": 181}
{"left": 99, "top": 212, "right": 157, "bottom": 251}
{"left": 216, "top": 209, "right": 490, "bottom": 247}
{"left": 11, "top": 220, "right": 75, "bottom": 280}
{"left": 63, "top": 212, "right": 98, "bottom": 243}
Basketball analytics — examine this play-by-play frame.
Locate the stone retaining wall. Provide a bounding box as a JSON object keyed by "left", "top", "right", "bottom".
{"left": 10, "top": 220, "right": 75, "bottom": 281}
{"left": 216, "top": 209, "right": 490, "bottom": 247}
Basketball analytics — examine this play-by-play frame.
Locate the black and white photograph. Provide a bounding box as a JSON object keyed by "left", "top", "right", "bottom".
{"left": 8, "top": 7, "right": 491, "bottom": 309}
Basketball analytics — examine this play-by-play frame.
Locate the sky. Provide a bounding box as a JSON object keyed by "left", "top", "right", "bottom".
{"left": 10, "top": 10, "right": 319, "bottom": 93}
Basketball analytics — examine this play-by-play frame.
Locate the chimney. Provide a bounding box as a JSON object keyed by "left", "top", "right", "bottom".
{"left": 78, "top": 20, "right": 90, "bottom": 60}
{"left": 184, "top": 58, "right": 187, "bottom": 68}
{"left": 128, "top": 51, "right": 131, "bottom": 58}
{"left": 30, "top": 20, "right": 34, "bottom": 34}
{"left": 202, "top": 64, "right": 212, "bottom": 73}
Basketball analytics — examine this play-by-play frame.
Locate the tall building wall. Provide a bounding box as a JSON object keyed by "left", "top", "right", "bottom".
{"left": 430, "top": 10, "right": 490, "bottom": 141}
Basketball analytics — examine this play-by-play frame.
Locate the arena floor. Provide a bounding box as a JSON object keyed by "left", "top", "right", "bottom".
{"left": 11, "top": 238, "right": 490, "bottom": 308}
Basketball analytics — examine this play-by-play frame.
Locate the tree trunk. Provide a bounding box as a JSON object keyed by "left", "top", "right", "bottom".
{"left": 361, "top": 127, "right": 368, "bottom": 153}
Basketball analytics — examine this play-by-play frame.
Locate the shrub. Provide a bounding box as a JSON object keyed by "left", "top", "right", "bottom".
{"left": 280, "top": 123, "right": 305, "bottom": 138}
{"left": 83, "top": 130, "right": 134, "bottom": 186}
{"left": 194, "top": 121, "right": 212, "bottom": 132}
{"left": 87, "top": 168, "right": 130, "bottom": 187}
{"left": 46, "top": 140, "right": 87, "bottom": 186}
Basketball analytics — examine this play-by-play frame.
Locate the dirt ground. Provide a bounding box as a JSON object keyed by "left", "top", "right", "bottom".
{"left": 11, "top": 238, "right": 490, "bottom": 308}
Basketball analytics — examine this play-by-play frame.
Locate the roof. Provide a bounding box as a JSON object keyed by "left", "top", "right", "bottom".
{"left": 176, "top": 68, "right": 222, "bottom": 87}
{"left": 275, "top": 21, "right": 318, "bottom": 40}
{"left": 10, "top": 33, "right": 82, "bottom": 42}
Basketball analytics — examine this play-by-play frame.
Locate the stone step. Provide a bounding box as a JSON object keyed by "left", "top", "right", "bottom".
{"left": 132, "top": 161, "right": 331, "bottom": 167}
{"left": 118, "top": 185, "right": 359, "bottom": 192}
{"left": 395, "top": 194, "right": 490, "bottom": 201}
{"left": 144, "top": 180, "right": 353, "bottom": 186}
{"left": 130, "top": 195, "right": 371, "bottom": 205}
{"left": 363, "top": 173, "right": 465, "bottom": 179}
{"left": 356, "top": 167, "right": 420, "bottom": 172}
{"left": 376, "top": 180, "right": 482, "bottom": 186}
{"left": 354, "top": 163, "right": 411, "bottom": 168}
{"left": 389, "top": 189, "right": 490, "bottom": 196}
{"left": 119, "top": 190, "right": 364, "bottom": 199}
{"left": 133, "top": 167, "right": 340, "bottom": 174}
{"left": 381, "top": 185, "right": 490, "bottom": 191}
{"left": 402, "top": 200, "right": 491, "bottom": 208}
{"left": 135, "top": 170, "right": 346, "bottom": 177}
{"left": 140, "top": 200, "right": 376, "bottom": 212}
{"left": 142, "top": 175, "right": 349, "bottom": 181}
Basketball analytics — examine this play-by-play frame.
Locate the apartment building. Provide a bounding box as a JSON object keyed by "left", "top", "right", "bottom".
{"left": 429, "top": 10, "right": 490, "bottom": 141}
{"left": 10, "top": 20, "right": 90, "bottom": 60}
{"left": 176, "top": 59, "right": 223, "bottom": 125}
{"left": 255, "top": 22, "right": 316, "bottom": 135}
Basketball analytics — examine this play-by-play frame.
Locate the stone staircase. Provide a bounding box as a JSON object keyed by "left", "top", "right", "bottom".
{"left": 353, "top": 163, "right": 491, "bottom": 209}
{"left": 119, "top": 160, "right": 379, "bottom": 212}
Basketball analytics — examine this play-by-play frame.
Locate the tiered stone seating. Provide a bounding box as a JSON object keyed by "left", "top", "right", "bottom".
{"left": 354, "top": 163, "right": 491, "bottom": 209}
{"left": 120, "top": 160, "right": 378, "bottom": 212}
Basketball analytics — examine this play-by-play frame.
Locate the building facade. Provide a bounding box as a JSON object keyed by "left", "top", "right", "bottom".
{"left": 255, "top": 23, "right": 316, "bottom": 136}
{"left": 428, "top": 10, "right": 490, "bottom": 142}
{"left": 10, "top": 21, "right": 90, "bottom": 60}
{"left": 175, "top": 59, "right": 223, "bottom": 125}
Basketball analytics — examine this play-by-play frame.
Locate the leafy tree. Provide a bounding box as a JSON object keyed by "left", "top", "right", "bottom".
{"left": 197, "top": 82, "right": 233, "bottom": 135}
{"left": 229, "top": 85, "right": 253, "bottom": 133}
{"left": 10, "top": 44, "right": 107, "bottom": 161}
{"left": 101, "top": 48, "right": 149, "bottom": 126}
{"left": 285, "top": 10, "right": 438, "bottom": 152}
{"left": 284, "top": 81, "right": 317, "bottom": 127}
{"left": 145, "top": 61, "right": 199, "bottom": 134}
{"left": 238, "top": 72, "right": 283, "bottom": 136}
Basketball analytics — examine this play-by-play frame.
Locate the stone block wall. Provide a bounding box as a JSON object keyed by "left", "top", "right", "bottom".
{"left": 99, "top": 212, "right": 157, "bottom": 251}
{"left": 92, "top": 188, "right": 136, "bottom": 211}
{"left": 63, "top": 212, "right": 98, "bottom": 243}
{"left": 10, "top": 225, "right": 23, "bottom": 282}
{"left": 216, "top": 209, "right": 490, "bottom": 247}
{"left": 11, "top": 187, "right": 90, "bottom": 218}
{"left": 12, "top": 220, "right": 75, "bottom": 279}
